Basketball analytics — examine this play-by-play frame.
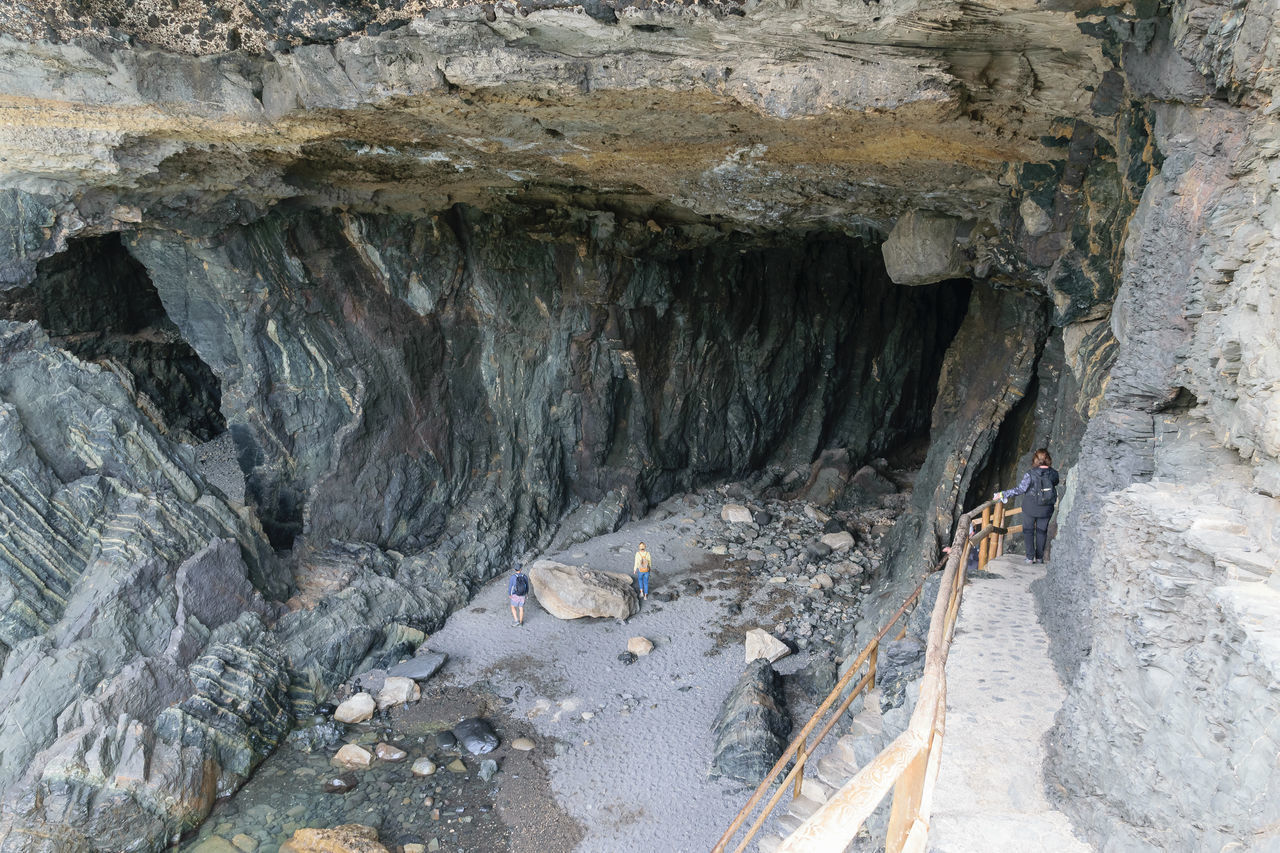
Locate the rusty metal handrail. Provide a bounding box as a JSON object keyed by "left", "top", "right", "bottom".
{"left": 772, "top": 498, "right": 999, "bottom": 852}
{"left": 711, "top": 569, "right": 933, "bottom": 853}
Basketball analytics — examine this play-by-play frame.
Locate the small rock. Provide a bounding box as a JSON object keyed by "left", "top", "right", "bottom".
{"left": 376, "top": 676, "right": 421, "bottom": 710}
{"left": 434, "top": 731, "right": 457, "bottom": 749}
{"left": 453, "top": 717, "right": 499, "bottom": 754}
{"left": 745, "top": 628, "right": 791, "bottom": 663}
{"left": 280, "top": 824, "right": 388, "bottom": 853}
{"left": 617, "top": 651, "right": 638, "bottom": 665}
{"left": 581, "top": 712, "right": 595, "bottom": 721}
{"left": 769, "top": 576, "right": 786, "bottom": 584}
{"left": 820, "top": 531, "right": 855, "bottom": 551}
{"left": 387, "top": 651, "right": 448, "bottom": 682}
{"left": 423, "top": 796, "right": 434, "bottom": 807}
{"left": 404, "top": 845, "right": 427, "bottom": 853}
{"left": 411, "top": 758, "right": 437, "bottom": 777}
{"left": 427, "top": 840, "right": 441, "bottom": 852}
{"left": 478, "top": 759, "right": 498, "bottom": 782}
{"left": 321, "top": 773, "right": 358, "bottom": 794}
{"left": 334, "top": 693, "right": 376, "bottom": 724}
{"left": 721, "top": 504, "right": 754, "bottom": 524}
{"left": 811, "top": 573, "right": 834, "bottom": 590}
{"left": 375, "top": 742, "right": 408, "bottom": 762}
{"left": 190, "top": 838, "right": 238, "bottom": 853}
{"left": 447, "top": 759, "right": 467, "bottom": 773}
{"left": 331, "top": 744, "right": 373, "bottom": 770}
{"left": 511, "top": 737, "right": 535, "bottom": 751}
{"left": 627, "top": 636, "right": 654, "bottom": 656}
{"left": 231, "top": 835, "right": 258, "bottom": 853}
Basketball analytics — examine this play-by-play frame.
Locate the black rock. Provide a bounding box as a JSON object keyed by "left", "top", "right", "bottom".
{"left": 617, "top": 651, "right": 638, "bottom": 665}
{"left": 823, "top": 519, "right": 844, "bottom": 534}
{"left": 752, "top": 510, "right": 774, "bottom": 527}
{"left": 323, "top": 773, "right": 358, "bottom": 793}
{"left": 709, "top": 659, "right": 791, "bottom": 785}
{"left": 789, "top": 657, "right": 840, "bottom": 701}
{"left": 805, "top": 541, "right": 833, "bottom": 559}
{"left": 286, "top": 719, "right": 347, "bottom": 753}
{"left": 452, "top": 717, "right": 499, "bottom": 755}
{"left": 680, "top": 579, "right": 704, "bottom": 594}
{"left": 652, "top": 590, "right": 679, "bottom": 603}
{"left": 435, "top": 731, "right": 458, "bottom": 749}
{"left": 388, "top": 651, "right": 448, "bottom": 682}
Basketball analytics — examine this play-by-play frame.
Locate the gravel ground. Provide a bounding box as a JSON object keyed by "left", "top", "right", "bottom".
{"left": 427, "top": 492, "right": 818, "bottom": 853}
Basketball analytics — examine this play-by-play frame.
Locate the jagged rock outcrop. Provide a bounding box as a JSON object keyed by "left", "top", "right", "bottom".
{"left": 709, "top": 659, "right": 791, "bottom": 785}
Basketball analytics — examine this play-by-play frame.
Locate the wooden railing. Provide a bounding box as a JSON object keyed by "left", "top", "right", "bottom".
{"left": 714, "top": 497, "right": 1011, "bottom": 853}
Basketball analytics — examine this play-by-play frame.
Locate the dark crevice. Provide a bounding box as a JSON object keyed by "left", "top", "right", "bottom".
{"left": 1, "top": 233, "right": 226, "bottom": 442}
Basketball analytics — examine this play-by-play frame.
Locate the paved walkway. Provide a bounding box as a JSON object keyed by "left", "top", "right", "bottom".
{"left": 928, "top": 555, "right": 1093, "bottom": 852}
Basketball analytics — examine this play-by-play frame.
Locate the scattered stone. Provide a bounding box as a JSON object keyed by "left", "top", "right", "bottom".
{"left": 322, "top": 768, "right": 358, "bottom": 788}
{"left": 411, "top": 758, "right": 437, "bottom": 777}
{"left": 434, "top": 731, "right": 457, "bottom": 750}
{"left": 374, "top": 743, "right": 407, "bottom": 762}
{"left": 752, "top": 509, "right": 773, "bottom": 526}
{"left": 428, "top": 840, "right": 441, "bottom": 852}
{"left": 581, "top": 712, "right": 595, "bottom": 721}
{"left": 511, "top": 737, "right": 535, "bottom": 751}
{"left": 710, "top": 659, "right": 791, "bottom": 784}
{"left": 331, "top": 744, "right": 373, "bottom": 770}
{"left": 769, "top": 576, "right": 787, "bottom": 584}
{"left": 627, "top": 636, "right": 654, "bottom": 656}
{"left": 803, "top": 504, "right": 831, "bottom": 524}
{"left": 446, "top": 759, "right": 467, "bottom": 773}
{"left": 231, "top": 835, "right": 259, "bottom": 853}
{"left": 478, "top": 759, "right": 498, "bottom": 782}
{"left": 287, "top": 719, "right": 347, "bottom": 753}
{"left": 190, "top": 838, "right": 238, "bottom": 853}
{"left": 820, "top": 531, "right": 855, "bottom": 552}
{"left": 811, "top": 573, "right": 834, "bottom": 590}
{"left": 376, "top": 676, "right": 420, "bottom": 710}
{"left": 280, "top": 823, "right": 389, "bottom": 853}
{"left": 404, "top": 845, "right": 426, "bottom": 853}
{"left": 745, "top": 628, "right": 791, "bottom": 663}
{"left": 452, "top": 717, "right": 499, "bottom": 755}
{"left": 721, "top": 504, "right": 754, "bottom": 524}
{"left": 387, "top": 651, "right": 447, "bottom": 682}
{"left": 526, "top": 560, "right": 639, "bottom": 620}
{"left": 805, "top": 541, "right": 833, "bottom": 559}
{"left": 334, "top": 693, "right": 377, "bottom": 725}
{"left": 617, "top": 651, "right": 637, "bottom": 665}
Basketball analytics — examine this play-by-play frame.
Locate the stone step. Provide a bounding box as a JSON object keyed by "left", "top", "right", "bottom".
{"left": 798, "top": 775, "right": 830, "bottom": 804}
{"left": 833, "top": 733, "right": 863, "bottom": 768}
{"left": 787, "top": 793, "right": 826, "bottom": 820}
{"left": 757, "top": 833, "right": 784, "bottom": 853}
{"left": 815, "top": 752, "right": 857, "bottom": 788}
{"left": 777, "top": 811, "right": 805, "bottom": 835}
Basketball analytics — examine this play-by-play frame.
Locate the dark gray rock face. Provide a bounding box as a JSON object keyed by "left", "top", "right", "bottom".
{"left": 127, "top": 212, "right": 967, "bottom": 553}
{"left": 849, "top": 282, "right": 1047, "bottom": 660}
{"left": 709, "top": 659, "right": 791, "bottom": 785}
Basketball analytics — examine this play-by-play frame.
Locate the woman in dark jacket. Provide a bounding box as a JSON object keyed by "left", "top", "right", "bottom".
{"left": 995, "top": 448, "right": 1060, "bottom": 564}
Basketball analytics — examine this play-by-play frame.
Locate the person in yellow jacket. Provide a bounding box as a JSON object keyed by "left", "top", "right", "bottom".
{"left": 633, "top": 542, "right": 652, "bottom": 600}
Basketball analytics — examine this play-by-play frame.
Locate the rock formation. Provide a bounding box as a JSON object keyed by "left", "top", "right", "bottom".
{"left": 0, "top": 0, "right": 1277, "bottom": 849}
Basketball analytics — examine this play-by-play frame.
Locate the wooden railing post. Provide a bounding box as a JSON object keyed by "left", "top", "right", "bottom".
{"left": 978, "top": 505, "right": 992, "bottom": 570}
{"left": 868, "top": 640, "right": 878, "bottom": 690}
{"left": 884, "top": 746, "right": 929, "bottom": 852}
{"left": 992, "top": 501, "right": 1006, "bottom": 557}
{"left": 793, "top": 737, "right": 807, "bottom": 799}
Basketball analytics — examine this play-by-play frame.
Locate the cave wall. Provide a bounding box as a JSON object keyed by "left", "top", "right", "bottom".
{"left": 128, "top": 208, "right": 968, "bottom": 555}
{"left": 1034, "top": 2, "right": 1280, "bottom": 846}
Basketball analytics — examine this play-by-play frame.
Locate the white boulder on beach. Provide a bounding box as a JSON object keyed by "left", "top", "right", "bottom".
{"left": 721, "top": 504, "right": 753, "bottom": 524}
{"left": 745, "top": 628, "right": 791, "bottom": 663}
{"left": 334, "top": 692, "right": 376, "bottom": 724}
{"left": 528, "top": 559, "right": 639, "bottom": 620}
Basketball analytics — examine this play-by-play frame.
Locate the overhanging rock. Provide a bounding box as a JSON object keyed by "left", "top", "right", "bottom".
{"left": 882, "top": 209, "right": 972, "bottom": 286}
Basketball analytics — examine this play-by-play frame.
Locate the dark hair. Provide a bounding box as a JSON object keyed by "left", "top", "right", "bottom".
{"left": 1032, "top": 448, "right": 1052, "bottom": 467}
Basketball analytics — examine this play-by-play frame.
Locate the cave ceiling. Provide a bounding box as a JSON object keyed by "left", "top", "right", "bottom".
{"left": 0, "top": 0, "right": 1129, "bottom": 252}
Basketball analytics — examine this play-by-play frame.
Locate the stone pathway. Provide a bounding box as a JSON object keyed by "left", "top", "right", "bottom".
{"left": 928, "top": 555, "right": 1093, "bottom": 853}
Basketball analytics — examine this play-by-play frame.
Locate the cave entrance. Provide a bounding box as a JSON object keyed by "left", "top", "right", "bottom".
{"left": 1, "top": 233, "right": 227, "bottom": 443}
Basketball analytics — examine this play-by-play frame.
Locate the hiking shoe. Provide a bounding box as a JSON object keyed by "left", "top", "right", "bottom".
{"left": 1025, "top": 558, "right": 1034, "bottom": 564}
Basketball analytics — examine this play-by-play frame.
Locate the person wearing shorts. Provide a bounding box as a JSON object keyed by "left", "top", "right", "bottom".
{"left": 633, "top": 542, "right": 652, "bottom": 600}
{"left": 508, "top": 563, "right": 528, "bottom": 626}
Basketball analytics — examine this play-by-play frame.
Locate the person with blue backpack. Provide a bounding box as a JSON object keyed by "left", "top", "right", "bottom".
{"left": 508, "top": 560, "right": 529, "bottom": 626}
{"left": 995, "top": 448, "right": 1060, "bottom": 564}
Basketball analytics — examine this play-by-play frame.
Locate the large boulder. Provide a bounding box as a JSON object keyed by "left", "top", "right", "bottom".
{"left": 710, "top": 660, "right": 792, "bottom": 784}
{"left": 881, "top": 209, "right": 971, "bottom": 286}
{"left": 745, "top": 628, "right": 791, "bottom": 663}
{"left": 527, "top": 560, "right": 639, "bottom": 621}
